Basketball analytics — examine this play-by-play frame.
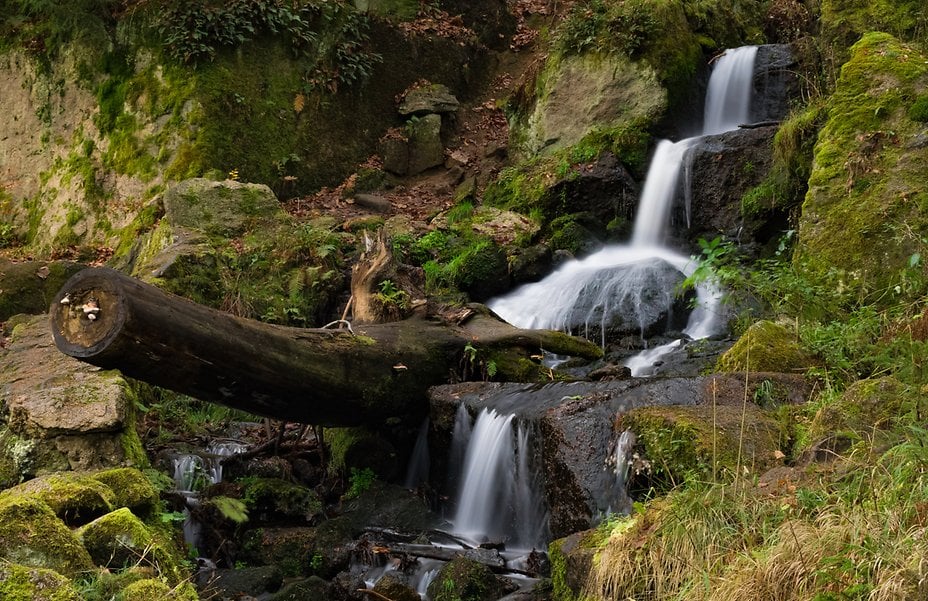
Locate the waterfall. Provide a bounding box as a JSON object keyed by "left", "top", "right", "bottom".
{"left": 451, "top": 408, "right": 548, "bottom": 550}
{"left": 489, "top": 46, "right": 758, "bottom": 374}
{"left": 404, "top": 418, "right": 431, "bottom": 489}
{"left": 173, "top": 441, "right": 248, "bottom": 549}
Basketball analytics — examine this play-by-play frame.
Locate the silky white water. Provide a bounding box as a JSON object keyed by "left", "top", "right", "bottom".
{"left": 451, "top": 408, "right": 548, "bottom": 550}
{"left": 488, "top": 46, "right": 756, "bottom": 375}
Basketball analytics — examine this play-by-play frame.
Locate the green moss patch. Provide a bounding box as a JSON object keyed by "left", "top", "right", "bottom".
{"left": 0, "top": 563, "right": 81, "bottom": 601}
{"left": 716, "top": 320, "right": 817, "bottom": 373}
{"left": 0, "top": 495, "right": 94, "bottom": 577}
{"left": 795, "top": 33, "right": 928, "bottom": 295}
{"left": 2, "top": 473, "right": 116, "bottom": 526}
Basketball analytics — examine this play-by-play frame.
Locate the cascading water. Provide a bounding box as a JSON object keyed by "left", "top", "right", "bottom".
{"left": 450, "top": 408, "right": 548, "bottom": 551}
{"left": 489, "top": 46, "right": 758, "bottom": 375}
{"left": 172, "top": 441, "right": 248, "bottom": 549}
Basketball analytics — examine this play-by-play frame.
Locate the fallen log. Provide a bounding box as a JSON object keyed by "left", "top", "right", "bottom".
{"left": 50, "top": 268, "right": 601, "bottom": 426}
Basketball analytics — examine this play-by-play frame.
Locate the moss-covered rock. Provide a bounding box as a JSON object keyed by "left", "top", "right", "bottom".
{"left": 0, "top": 563, "right": 81, "bottom": 601}
{"left": 795, "top": 33, "right": 928, "bottom": 296}
{"left": 716, "top": 320, "right": 816, "bottom": 373}
{"left": 549, "top": 528, "right": 611, "bottom": 601}
{"left": 326, "top": 427, "right": 399, "bottom": 480}
{"left": 162, "top": 178, "right": 285, "bottom": 238}
{"left": 619, "top": 402, "right": 784, "bottom": 488}
{"left": 118, "top": 577, "right": 198, "bottom": 601}
{"left": 804, "top": 377, "right": 917, "bottom": 459}
{"left": 240, "top": 527, "right": 321, "bottom": 577}
{"left": 820, "top": 0, "right": 925, "bottom": 50}
{"left": 239, "top": 477, "right": 324, "bottom": 523}
{"left": 0, "top": 260, "right": 85, "bottom": 321}
{"left": 2, "top": 473, "right": 116, "bottom": 526}
{"left": 90, "top": 467, "right": 160, "bottom": 516}
{"left": 77, "top": 508, "right": 187, "bottom": 585}
{"left": 512, "top": 53, "right": 666, "bottom": 157}
{"left": 426, "top": 556, "right": 509, "bottom": 601}
{"left": 0, "top": 495, "right": 94, "bottom": 577}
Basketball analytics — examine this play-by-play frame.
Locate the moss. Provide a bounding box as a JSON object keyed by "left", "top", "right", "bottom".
{"left": 0, "top": 563, "right": 81, "bottom": 601}
{"left": 426, "top": 556, "right": 506, "bottom": 601}
{"left": 77, "top": 508, "right": 188, "bottom": 585}
{"left": 90, "top": 468, "right": 159, "bottom": 515}
{"left": 820, "top": 0, "right": 926, "bottom": 49}
{"left": 716, "top": 320, "right": 817, "bottom": 373}
{"left": 325, "top": 427, "right": 397, "bottom": 479}
{"left": 118, "top": 578, "right": 198, "bottom": 601}
{"left": 795, "top": 33, "right": 928, "bottom": 296}
{"left": 239, "top": 477, "right": 324, "bottom": 521}
{"left": 1, "top": 473, "right": 116, "bottom": 526}
{"left": 619, "top": 402, "right": 784, "bottom": 488}
{"left": 0, "top": 495, "right": 94, "bottom": 577}
{"left": 803, "top": 377, "right": 918, "bottom": 456}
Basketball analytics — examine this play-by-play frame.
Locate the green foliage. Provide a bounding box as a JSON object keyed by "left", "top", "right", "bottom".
{"left": 211, "top": 496, "right": 249, "bottom": 524}
{"left": 554, "top": 0, "right": 656, "bottom": 58}
{"left": 908, "top": 94, "right": 928, "bottom": 122}
{"left": 1, "top": 0, "right": 118, "bottom": 56}
{"left": 153, "top": 0, "right": 381, "bottom": 93}
{"left": 0, "top": 222, "right": 21, "bottom": 248}
{"left": 374, "top": 279, "right": 410, "bottom": 313}
{"left": 343, "top": 467, "right": 375, "bottom": 500}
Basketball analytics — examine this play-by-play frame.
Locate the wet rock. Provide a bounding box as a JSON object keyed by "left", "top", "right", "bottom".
{"left": 542, "top": 153, "right": 639, "bottom": 228}
{"left": 430, "top": 373, "right": 811, "bottom": 537}
{"left": 197, "top": 564, "right": 284, "bottom": 599}
{"left": 426, "top": 556, "right": 512, "bottom": 601}
{"left": 751, "top": 44, "right": 799, "bottom": 124}
{"left": 240, "top": 527, "right": 321, "bottom": 578}
{"left": 0, "top": 260, "right": 84, "bottom": 321}
{"left": 678, "top": 125, "right": 779, "bottom": 251}
{"left": 508, "top": 244, "right": 553, "bottom": 286}
{"left": 587, "top": 363, "right": 632, "bottom": 380}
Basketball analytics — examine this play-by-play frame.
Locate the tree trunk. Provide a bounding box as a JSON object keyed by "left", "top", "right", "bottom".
{"left": 50, "top": 268, "right": 601, "bottom": 426}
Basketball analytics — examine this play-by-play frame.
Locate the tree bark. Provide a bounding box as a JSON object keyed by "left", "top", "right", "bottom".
{"left": 50, "top": 268, "right": 601, "bottom": 426}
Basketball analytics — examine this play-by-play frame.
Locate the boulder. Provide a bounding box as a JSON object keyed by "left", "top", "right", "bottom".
{"left": 541, "top": 153, "right": 639, "bottom": 231}
{"left": 795, "top": 33, "right": 928, "bottom": 294}
{"left": 162, "top": 178, "right": 285, "bottom": 237}
{"left": 0, "top": 563, "right": 81, "bottom": 601}
{"left": 197, "top": 565, "right": 284, "bottom": 600}
{"left": 750, "top": 44, "right": 800, "bottom": 124}
{"left": 0, "top": 316, "right": 145, "bottom": 483}
{"left": 399, "top": 83, "right": 460, "bottom": 116}
{"left": 0, "top": 495, "right": 94, "bottom": 577}
{"left": 426, "top": 556, "right": 511, "bottom": 601}
{"left": 4, "top": 473, "right": 116, "bottom": 526}
{"left": 716, "top": 320, "right": 817, "bottom": 373}
{"left": 407, "top": 114, "right": 445, "bottom": 175}
{"left": 0, "top": 260, "right": 84, "bottom": 321}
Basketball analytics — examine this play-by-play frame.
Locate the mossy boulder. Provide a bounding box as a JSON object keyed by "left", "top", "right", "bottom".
{"left": 240, "top": 527, "right": 326, "bottom": 577}
{"left": 820, "top": 0, "right": 925, "bottom": 50}
{"left": 549, "top": 528, "right": 611, "bottom": 601}
{"left": 239, "top": 477, "right": 324, "bottom": 523}
{"left": 804, "top": 377, "right": 917, "bottom": 459}
{"left": 0, "top": 315, "right": 146, "bottom": 480}
{"left": 3, "top": 473, "right": 116, "bottom": 526}
{"left": 426, "top": 556, "right": 510, "bottom": 601}
{"left": 372, "top": 573, "right": 420, "bottom": 601}
{"left": 0, "top": 495, "right": 94, "bottom": 577}
{"left": 716, "top": 320, "right": 816, "bottom": 373}
{"left": 90, "top": 467, "right": 159, "bottom": 516}
{"left": 795, "top": 33, "right": 928, "bottom": 296}
{"left": 163, "top": 178, "right": 285, "bottom": 237}
{"left": 119, "top": 578, "right": 199, "bottom": 601}
{"left": 326, "top": 427, "right": 399, "bottom": 480}
{"left": 0, "top": 260, "right": 85, "bottom": 321}
{"left": 0, "top": 563, "right": 81, "bottom": 601}
{"left": 513, "top": 53, "right": 666, "bottom": 157}
{"left": 268, "top": 576, "right": 332, "bottom": 601}
{"left": 77, "top": 508, "right": 186, "bottom": 584}
{"left": 618, "top": 402, "right": 785, "bottom": 488}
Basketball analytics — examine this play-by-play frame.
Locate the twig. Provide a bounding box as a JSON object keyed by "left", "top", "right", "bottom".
{"left": 356, "top": 589, "right": 395, "bottom": 601}
{"left": 322, "top": 319, "right": 354, "bottom": 334}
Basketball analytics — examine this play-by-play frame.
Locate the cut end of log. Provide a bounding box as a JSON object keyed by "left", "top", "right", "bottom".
{"left": 50, "top": 268, "right": 127, "bottom": 358}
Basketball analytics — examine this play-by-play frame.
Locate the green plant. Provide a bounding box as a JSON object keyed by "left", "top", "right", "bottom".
{"left": 343, "top": 467, "right": 375, "bottom": 500}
